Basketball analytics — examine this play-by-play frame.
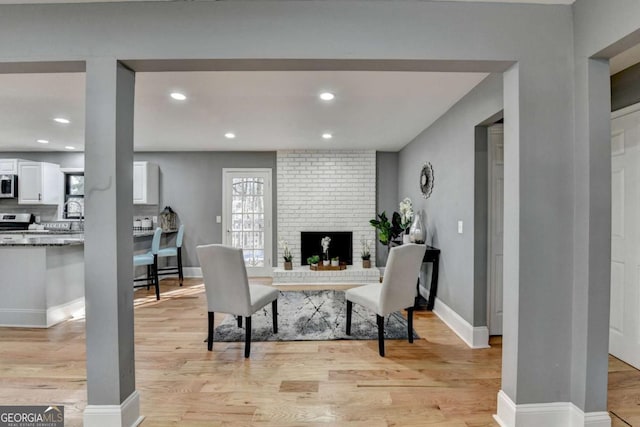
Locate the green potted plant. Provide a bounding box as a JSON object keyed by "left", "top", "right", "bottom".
{"left": 307, "top": 255, "right": 320, "bottom": 269}
{"left": 331, "top": 256, "right": 339, "bottom": 267}
{"left": 369, "top": 211, "right": 403, "bottom": 247}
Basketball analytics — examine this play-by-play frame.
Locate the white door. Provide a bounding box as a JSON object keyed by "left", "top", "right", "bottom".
{"left": 222, "top": 169, "right": 273, "bottom": 277}
{"left": 610, "top": 105, "right": 640, "bottom": 369}
{"left": 487, "top": 124, "right": 504, "bottom": 336}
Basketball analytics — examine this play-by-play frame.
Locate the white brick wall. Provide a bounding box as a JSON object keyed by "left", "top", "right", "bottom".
{"left": 277, "top": 150, "right": 376, "bottom": 266}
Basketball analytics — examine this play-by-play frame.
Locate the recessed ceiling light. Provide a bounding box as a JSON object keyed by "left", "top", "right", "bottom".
{"left": 170, "top": 92, "right": 187, "bottom": 101}
{"left": 322, "top": 133, "right": 333, "bottom": 140}
{"left": 36, "top": 139, "right": 49, "bottom": 144}
{"left": 54, "top": 117, "right": 70, "bottom": 124}
{"left": 319, "top": 92, "right": 335, "bottom": 101}
{"left": 65, "top": 146, "right": 75, "bottom": 150}
{"left": 225, "top": 132, "right": 236, "bottom": 139}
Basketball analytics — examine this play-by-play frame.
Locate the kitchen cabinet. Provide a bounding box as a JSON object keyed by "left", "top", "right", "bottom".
{"left": 18, "top": 161, "right": 62, "bottom": 205}
{"left": 133, "top": 161, "right": 159, "bottom": 205}
{"left": 0, "top": 159, "right": 25, "bottom": 175}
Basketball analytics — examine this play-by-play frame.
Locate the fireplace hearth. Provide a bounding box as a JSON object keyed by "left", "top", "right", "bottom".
{"left": 301, "top": 231, "right": 353, "bottom": 265}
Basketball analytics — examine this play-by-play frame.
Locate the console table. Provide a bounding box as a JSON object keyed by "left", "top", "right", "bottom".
{"left": 414, "top": 245, "right": 440, "bottom": 311}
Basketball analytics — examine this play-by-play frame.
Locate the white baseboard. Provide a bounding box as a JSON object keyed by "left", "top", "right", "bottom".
{"left": 432, "top": 298, "right": 490, "bottom": 348}
{"left": 183, "top": 267, "right": 202, "bottom": 278}
{"left": 84, "top": 390, "right": 144, "bottom": 427}
{"left": 46, "top": 297, "right": 85, "bottom": 327}
{"left": 494, "top": 390, "right": 611, "bottom": 427}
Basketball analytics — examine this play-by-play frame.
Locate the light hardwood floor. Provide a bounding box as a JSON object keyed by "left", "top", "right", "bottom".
{"left": 0, "top": 278, "right": 637, "bottom": 426}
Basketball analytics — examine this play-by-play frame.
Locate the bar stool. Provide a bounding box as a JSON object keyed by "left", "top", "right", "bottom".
{"left": 133, "top": 227, "right": 162, "bottom": 300}
{"left": 156, "top": 224, "right": 185, "bottom": 286}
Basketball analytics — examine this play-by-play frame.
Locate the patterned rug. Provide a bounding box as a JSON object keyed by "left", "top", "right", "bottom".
{"left": 213, "top": 289, "right": 418, "bottom": 342}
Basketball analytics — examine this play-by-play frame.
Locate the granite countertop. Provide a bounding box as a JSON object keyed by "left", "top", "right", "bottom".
{"left": 0, "top": 235, "right": 84, "bottom": 247}
{"left": 0, "top": 228, "right": 177, "bottom": 246}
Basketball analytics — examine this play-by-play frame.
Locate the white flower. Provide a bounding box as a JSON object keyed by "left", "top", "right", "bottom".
{"left": 321, "top": 236, "right": 331, "bottom": 252}
{"left": 399, "top": 197, "right": 414, "bottom": 230}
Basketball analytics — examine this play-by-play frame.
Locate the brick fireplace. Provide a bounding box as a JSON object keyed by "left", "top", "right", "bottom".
{"left": 276, "top": 150, "right": 377, "bottom": 268}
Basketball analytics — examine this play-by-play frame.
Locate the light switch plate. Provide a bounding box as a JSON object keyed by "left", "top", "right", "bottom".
{"left": 216, "top": 216, "right": 222, "bottom": 224}
{"left": 457, "top": 220, "right": 463, "bottom": 234}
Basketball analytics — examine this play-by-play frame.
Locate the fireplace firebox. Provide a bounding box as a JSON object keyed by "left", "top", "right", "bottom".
{"left": 301, "top": 231, "right": 353, "bottom": 265}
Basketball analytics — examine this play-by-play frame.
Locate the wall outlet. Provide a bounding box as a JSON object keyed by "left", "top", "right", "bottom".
{"left": 457, "top": 220, "right": 463, "bottom": 234}
{"left": 216, "top": 216, "right": 222, "bottom": 224}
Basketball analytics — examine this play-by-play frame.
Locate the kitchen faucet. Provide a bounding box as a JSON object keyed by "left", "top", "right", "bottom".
{"left": 63, "top": 200, "right": 84, "bottom": 231}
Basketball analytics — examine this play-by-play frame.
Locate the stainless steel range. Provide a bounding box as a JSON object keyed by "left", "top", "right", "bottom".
{"left": 0, "top": 213, "right": 34, "bottom": 231}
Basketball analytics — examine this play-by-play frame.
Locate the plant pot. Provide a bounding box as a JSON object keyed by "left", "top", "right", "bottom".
{"left": 311, "top": 263, "right": 318, "bottom": 268}
{"left": 331, "top": 259, "right": 339, "bottom": 267}
{"left": 284, "top": 261, "right": 292, "bottom": 270}
{"left": 323, "top": 260, "right": 330, "bottom": 266}
{"left": 362, "top": 259, "right": 371, "bottom": 268}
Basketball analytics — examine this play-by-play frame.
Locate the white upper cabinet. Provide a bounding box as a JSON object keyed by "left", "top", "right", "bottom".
{"left": 18, "top": 161, "right": 62, "bottom": 205}
{"left": 0, "top": 159, "right": 25, "bottom": 175}
{"left": 133, "top": 161, "right": 159, "bottom": 205}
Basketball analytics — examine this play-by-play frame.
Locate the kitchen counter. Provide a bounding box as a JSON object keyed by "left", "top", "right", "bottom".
{"left": 0, "top": 228, "right": 177, "bottom": 246}
{"left": 0, "top": 235, "right": 84, "bottom": 246}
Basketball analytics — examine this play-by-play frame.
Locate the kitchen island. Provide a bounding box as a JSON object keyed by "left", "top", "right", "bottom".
{"left": 0, "top": 236, "right": 84, "bottom": 328}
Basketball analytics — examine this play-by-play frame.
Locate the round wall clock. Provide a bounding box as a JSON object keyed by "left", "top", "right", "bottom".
{"left": 420, "top": 162, "right": 434, "bottom": 199}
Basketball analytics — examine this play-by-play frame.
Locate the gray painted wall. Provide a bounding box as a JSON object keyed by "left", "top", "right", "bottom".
{"left": 611, "top": 62, "right": 640, "bottom": 112}
{"left": 134, "top": 152, "right": 277, "bottom": 269}
{"left": 398, "top": 74, "right": 502, "bottom": 327}
{"left": 375, "top": 151, "right": 398, "bottom": 266}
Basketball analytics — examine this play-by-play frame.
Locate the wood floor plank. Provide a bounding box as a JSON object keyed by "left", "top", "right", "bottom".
{"left": 0, "top": 277, "right": 636, "bottom": 426}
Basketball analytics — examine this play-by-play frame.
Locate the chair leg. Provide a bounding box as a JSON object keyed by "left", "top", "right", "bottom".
{"left": 244, "top": 316, "right": 251, "bottom": 358}
{"left": 207, "top": 311, "right": 214, "bottom": 351}
{"left": 146, "top": 265, "right": 151, "bottom": 290}
{"left": 153, "top": 255, "right": 160, "bottom": 300}
{"left": 346, "top": 300, "right": 353, "bottom": 335}
{"left": 407, "top": 307, "right": 414, "bottom": 344}
{"left": 237, "top": 316, "right": 242, "bottom": 328}
{"left": 177, "top": 247, "right": 184, "bottom": 286}
{"left": 377, "top": 315, "right": 385, "bottom": 357}
{"left": 272, "top": 300, "right": 278, "bottom": 334}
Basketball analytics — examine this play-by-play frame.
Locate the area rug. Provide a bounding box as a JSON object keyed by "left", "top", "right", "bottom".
{"left": 213, "top": 289, "right": 419, "bottom": 342}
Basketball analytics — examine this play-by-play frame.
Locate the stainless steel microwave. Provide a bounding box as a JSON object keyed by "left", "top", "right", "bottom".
{"left": 0, "top": 175, "right": 17, "bottom": 198}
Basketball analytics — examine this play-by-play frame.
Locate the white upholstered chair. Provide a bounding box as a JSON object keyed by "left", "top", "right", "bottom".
{"left": 345, "top": 243, "right": 426, "bottom": 356}
{"left": 196, "top": 244, "right": 279, "bottom": 358}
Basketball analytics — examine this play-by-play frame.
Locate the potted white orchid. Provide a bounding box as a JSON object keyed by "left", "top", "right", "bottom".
{"left": 279, "top": 238, "right": 293, "bottom": 270}
{"left": 321, "top": 236, "right": 331, "bottom": 266}
{"left": 361, "top": 237, "right": 371, "bottom": 268}
{"left": 399, "top": 197, "right": 414, "bottom": 244}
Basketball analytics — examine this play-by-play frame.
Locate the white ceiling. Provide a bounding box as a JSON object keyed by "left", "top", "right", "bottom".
{"left": 0, "top": 71, "right": 489, "bottom": 152}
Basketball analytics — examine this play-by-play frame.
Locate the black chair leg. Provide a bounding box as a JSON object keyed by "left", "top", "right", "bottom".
{"left": 377, "top": 315, "right": 385, "bottom": 357}
{"left": 207, "top": 311, "right": 214, "bottom": 351}
{"left": 272, "top": 300, "right": 278, "bottom": 334}
{"left": 146, "top": 265, "right": 151, "bottom": 290}
{"left": 407, "top": 307, "right": 414, "bottom": 344}
{"left": 237, "top": 316, "right": 242, "bottom": 328}
{"left": 177, "top": 248, "right": 184, "bottom": 286}
{"left": 244, "top": 316, "right": 251, "bottom": 358}
{"left": 153, "top": 255, "right": 160, "bottom": 300}
{"left": 346, "top": 300, "right": 353, "bottom": 335}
